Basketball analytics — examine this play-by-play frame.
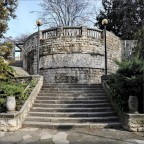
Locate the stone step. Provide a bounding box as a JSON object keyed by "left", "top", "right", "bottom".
{"left": 40, "top": 90, "right": 105, "bottom": 94}
{"left": 33, "top": 103, "right": 111, "bottom": 108}
{"left": 22, "top": 121, "right": 122, "bottom": 129}
{"left": 42, "top": 85, "right": 102, "bottom": 89}
{"left": 36, "top": 96, "right": 107, "bottom": 100}
{"left": 34, "top": 99, "right": 108, "bottom": 104}
{"left": 39, "top": 90, "right": 104, "bottom": 93}
{"left": 31, "top": 107, "right": 113, "bottom": 112}
{"left": 25, "top": 116, "right": 119, "bottom": 123}
{"left": 41, "top": 88, "right": 103, "bottom": 91}
{"left": 38, "top": 93, "right": 106, "bottom": 96}
{"left": 29, "top": 111, "right": 116, "bottom": 117}
{"left": 43, "top": 83, "right": 102, "bottom": 86}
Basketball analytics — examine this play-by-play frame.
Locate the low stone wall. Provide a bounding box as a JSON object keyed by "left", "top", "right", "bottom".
{"left": 101, "top": 75, "right": 144, "bottom": 132}
{"left": 40, "top": 68, "right": 104, "bottom": 84}
{"left": 0, "top": 75, "right": 43, "bottom": 132}
{"left": 122, "top": 113, "right": 144, "bottom": 132}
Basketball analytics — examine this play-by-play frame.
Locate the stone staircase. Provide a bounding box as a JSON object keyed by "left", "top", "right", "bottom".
{"left": 23, "top": 83, "right": 121, "bottom": 129}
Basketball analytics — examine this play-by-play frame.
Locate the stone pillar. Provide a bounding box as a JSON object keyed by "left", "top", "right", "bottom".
{"left": 81, "top": 26, "right": 87, "bottom": 38}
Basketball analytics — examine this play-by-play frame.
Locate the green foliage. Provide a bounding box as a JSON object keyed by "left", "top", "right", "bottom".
{"left": 0, "top": 40, "right": 15, "bottom": 79}
{"left": 108, "top": 57, "right": 144, "bottom": 113}
{"left": 133, "top": 27, "right": 144, "bottom": 59}
{"left": 0, "top": 42, "right": 13, "bottom": 59}
{"left": 0, "top": 0, "right": 18, "bottom": 79}
{"left": 96, "top": 0, "right": 144, "bottom": 40}
{"left": 0, "top": 0, "right": 18, "bottom": 38}
{"left": 0, "top": 56, "right": 15, "bottom": 79}
{"left": 0, "top": 79, "right": 37, "bottom": 112}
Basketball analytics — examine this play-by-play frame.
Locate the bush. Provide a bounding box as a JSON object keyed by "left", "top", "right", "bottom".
{"left": 0, "top": 79, "right": 37, "bottom": 112}
{"left": 108, "top": 57, "right": 144, "bottom": 113}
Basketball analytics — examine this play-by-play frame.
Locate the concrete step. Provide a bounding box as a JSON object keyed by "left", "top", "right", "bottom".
{"left": 41, "top": 88, "right": 103, "bottom": 91}
{"left": 33, "top": 103, "right": 111, "bottom": 108}
{"left": 36, "top": 96, "right": 107, "bottom": 100}
{"left": 34, "top": 99, "right": 108, "bottom": 104}
{"left": 31, "top": 107, "right": 113, "bottom": 112}
{"left": 38, "top": 93, "right": 106, "bottom": 96}
{"left": 25, "top": 116, "right": 119, "bottom": 123}
{"left": 43, "top": 83, "right": 102, "bottom": 86}
{"left": 39, "top": 90, "right": 104, "bottom": 93}
{"left": 22, "top": 121, "right": 122, "bottom": 129}
{"left": 29, "top": 111, "right": 116, "bottom": 117}
{"left": 42, "top": 84, "right": 102, "bottom": 89}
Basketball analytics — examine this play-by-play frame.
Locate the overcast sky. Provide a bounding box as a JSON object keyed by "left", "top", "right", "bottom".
{"left": 6, "top": 0, "right": 102, "bottom": 39}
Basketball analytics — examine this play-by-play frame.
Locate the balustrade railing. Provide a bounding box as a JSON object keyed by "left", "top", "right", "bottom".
{"left": 41, "top": 26, "right": 102, "bottom": 39}
{"left": 63, "top": 27, "right": 82, "bottom": 37}
{"left": 42, "top": 28, "right": 57, "bottom": 39}
{"left": 87, "top": 28, "right": 102, "bottom": 39}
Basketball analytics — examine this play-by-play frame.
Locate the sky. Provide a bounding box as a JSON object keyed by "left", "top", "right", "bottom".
{"left": 6, "top": 0, "right": 102, "bottom": 39}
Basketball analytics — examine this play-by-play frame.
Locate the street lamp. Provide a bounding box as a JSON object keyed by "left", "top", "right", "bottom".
{"left": 36, "top": 19, "right": 42, "bottom": 74}
{"left": 102, "top": 19, "right": 108, "bottom": 75}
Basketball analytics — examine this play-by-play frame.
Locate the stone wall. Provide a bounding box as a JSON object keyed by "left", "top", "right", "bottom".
{"left": 23, "top": 26, "right": 122, "bottom": 83}
{"left": 40, "top": 68, "right": 104, "bottom": 84}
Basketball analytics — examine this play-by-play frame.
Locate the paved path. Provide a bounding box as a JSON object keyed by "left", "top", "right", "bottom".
{"left": 0, "top": 127, "right": 144, "bottom": 144}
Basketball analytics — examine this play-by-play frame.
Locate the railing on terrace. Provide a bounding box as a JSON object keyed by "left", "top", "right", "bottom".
{"left": 41, "top": 26, "right": 102, "bottom": 39}
{"left": 87, "top": 28, "right": 102, "bottom": 39}
{"left": 62, "top": 27, "right": 82, "bottom": 37}
{"left": 42, "top": 28, "right": 57, "bottom": 39}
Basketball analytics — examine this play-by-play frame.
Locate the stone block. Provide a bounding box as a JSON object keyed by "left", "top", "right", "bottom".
{"left": 0, "top": 120, "right": 7, "bottom": 126}
{"left": 7, "top": 119, "right": 17, "bottom": 127}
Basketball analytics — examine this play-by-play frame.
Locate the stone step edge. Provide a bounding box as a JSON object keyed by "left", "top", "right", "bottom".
{"left": 31, "top": 107, "right": 112, "bottom": 110}
{"left": 35, "top": 100, "right": 107, "bottom": 102}
{"left": 37, "top": 95, "right": 107, "bottom": 98}
{"left": 22, "top": 121, "right": 122, "bottom": 128}
{"left": 39, "top": 91, "right": 104, "bottom": 93}
{"left": 38, "top": 94, "right": 106, "bottom": 96}
{"left": 33, "top": 103, "right": 110, "bottom": 106}
{"left": 29, "top": 111, "right": 115, "bottom": 115}
{"left": 26, "top": 116, "right": 118, "bottom": 120}
{"left": 41, "top": 88, "right": 103, "bottom": 89}
{"left": 43, "top": 83, "right": 102, "bottom": 85}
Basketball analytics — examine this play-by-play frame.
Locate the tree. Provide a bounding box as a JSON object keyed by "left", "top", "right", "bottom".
{"left": 0, "top": 0, "right": 18, "bottom": 38}
{"left": 0, "top": 0, "right": 18, "bottom": 79}
{"left": 95, "top": 0, "right": 144, "bottom": 40}
{"left": 133, "top": 27, "right": 144, "bottom": 59}
{"left": 14, "top": 33, "right": 30, "bottom": 43}
{"left": 39, "top": 0, "right": 92, "bottom": 26}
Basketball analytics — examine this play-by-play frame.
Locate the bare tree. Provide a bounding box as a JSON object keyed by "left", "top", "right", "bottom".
{"left": 14, "top": 33, "right": 30, "bottom": 43}
{"left": 39, "top": 0, "right": 92, "bottom": 27}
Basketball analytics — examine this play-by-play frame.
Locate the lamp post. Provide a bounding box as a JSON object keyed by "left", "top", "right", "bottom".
{"left": 102, "top": 19, "right": 108, "bottom": 75}
{"left": 36, "top": 19, "right": 42, "bottom": 75}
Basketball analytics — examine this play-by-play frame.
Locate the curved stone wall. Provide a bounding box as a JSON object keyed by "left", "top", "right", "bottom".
{"left": 23, "top": 26, "right": 122, "bottom": 83}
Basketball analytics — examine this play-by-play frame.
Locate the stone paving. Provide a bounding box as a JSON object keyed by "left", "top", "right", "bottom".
{"left": 0, "top": 127, "right": 144, "bottom": 144}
